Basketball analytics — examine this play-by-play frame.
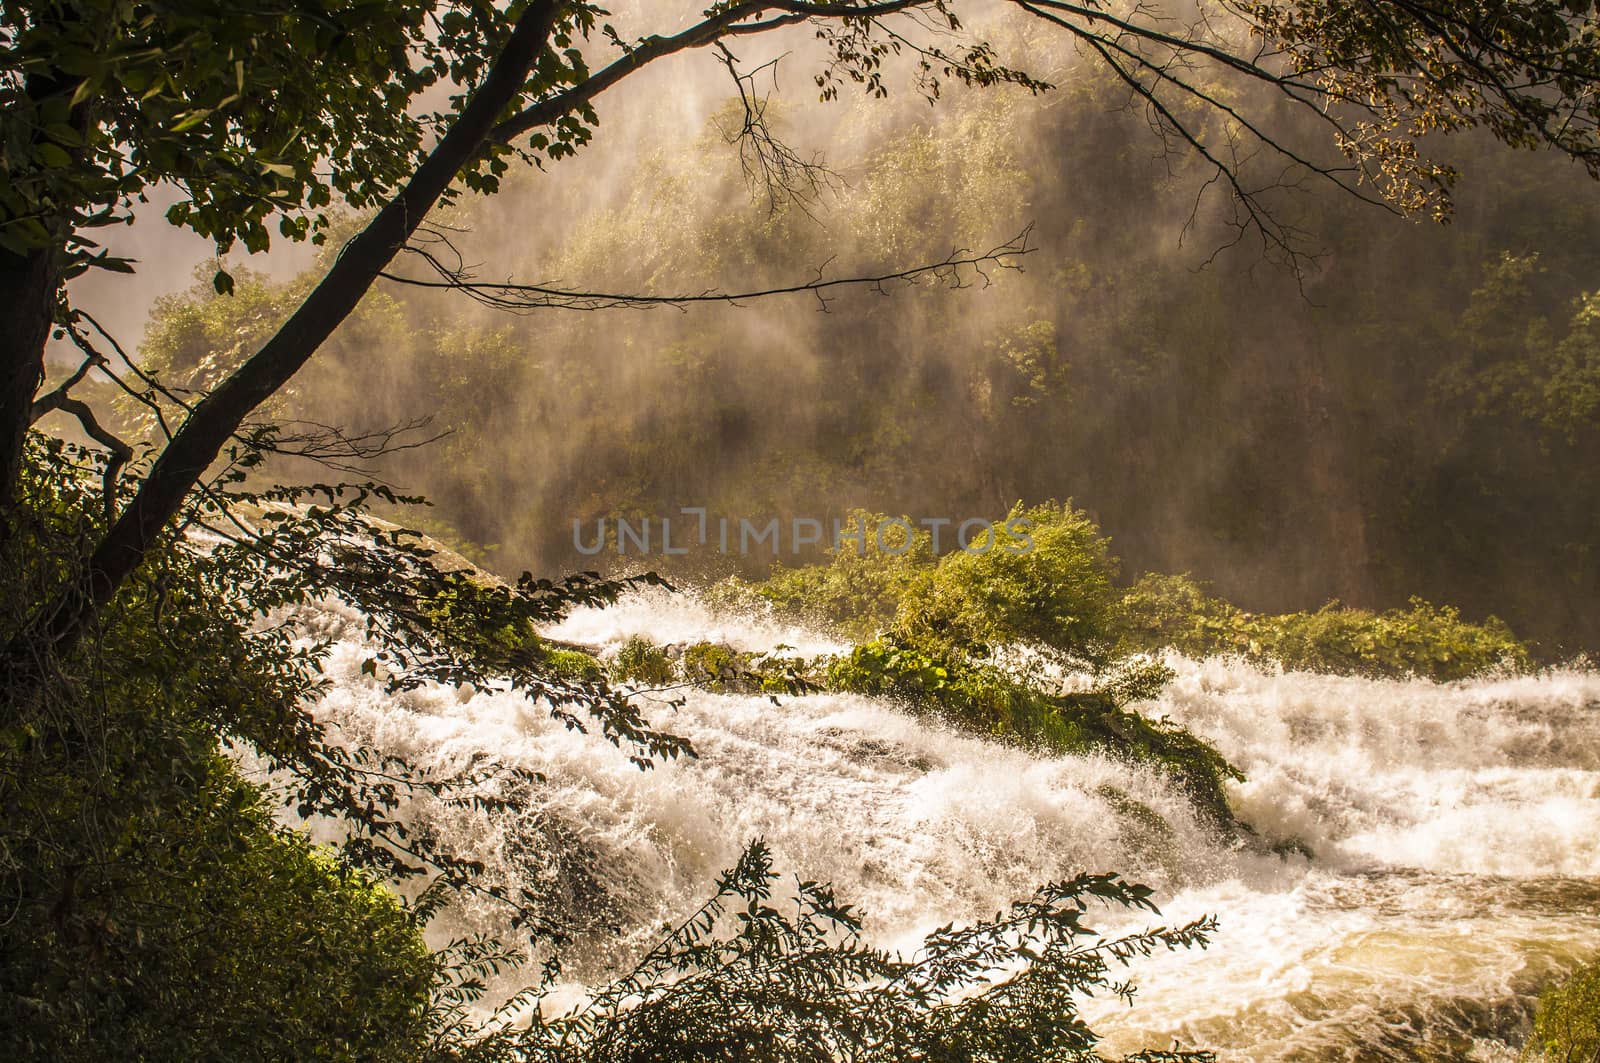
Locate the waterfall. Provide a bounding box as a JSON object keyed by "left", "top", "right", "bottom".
{"left": 293, "top": 589, "right": 1600, "bottom": 1060}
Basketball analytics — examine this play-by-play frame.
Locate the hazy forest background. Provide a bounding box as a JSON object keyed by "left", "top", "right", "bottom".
{"left": 87, "top": 19, "right": 1600, "bottom": 658}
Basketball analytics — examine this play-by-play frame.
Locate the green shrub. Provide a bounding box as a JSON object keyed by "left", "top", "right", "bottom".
{"left": 122, "top": 765, "right": 433, "bottom": 1059}
{"left": 1246, "top": 598, "right": 1530, "bottom": 680}
{"left": 757, "top": 510, "right": 935, "bottom": 640}
{"left": 892, "top": 501, "right": 1119, "bottom": 661}
{"left": 611, "top": 635, "right": 678, "bottom": 687}
{"left": 756, "top": 503, "right": 1120, "bottom": 660}
{"left": 0, "top": 444, "right": 441, "bottom": 1060}
{"left": 683, "top": 641, "right": 745, "bottom": 690}
{"left": 470, "top": 840, "right": 1218, "bottom": 1063}
{"left": 542, "top": 645, "right": 606, "bottom": 682}
{"left": 1, "top": 750, "right": 436, "bottom": 1061}
{"left": 1116, "top": 573, "right": 1530, "bottom": 681}
{"left": 1524, "top": 958, "right": 1600, "bottom": 1063}
{"left": 827, "top": 636, "right": 1241, "bottom": 827}
{"left": 681, "top": 641, "right": 820, "bottom": 696}
{"left": 769, "top": 505, "right": 1242, "bottom": 825}
{"left": 1114, "top": 572, "right": 1247, "bottom": 657}
{"left": 2, "top": 436, "right": 689, "bottom": 1059}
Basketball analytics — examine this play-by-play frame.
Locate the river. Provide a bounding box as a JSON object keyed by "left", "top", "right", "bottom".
{"left": 298, "top": 589, "right": 1600, "bottom": 1060}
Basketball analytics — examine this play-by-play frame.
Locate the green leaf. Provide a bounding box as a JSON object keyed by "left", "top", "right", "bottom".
{"left": 34, "top": 143, "right": 72, "bottom": 168}
{"left": 170, "top": 108, "right": 214, "bottom": 133}
{"left": 70, "top": 76, "right": 100, "bottom": 108}
{"left": 44, "top": 123, "right": 82, "bottom": 146}
{"left": 92, "top": 253, "right": 137, "bottom": 274}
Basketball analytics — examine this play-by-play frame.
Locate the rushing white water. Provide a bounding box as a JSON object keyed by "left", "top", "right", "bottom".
{"left": 298, "top": 590, "right": 1600, "bottom": 1060}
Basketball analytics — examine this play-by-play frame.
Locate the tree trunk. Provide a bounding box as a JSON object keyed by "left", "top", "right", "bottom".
{"left": 21, "top": 0, "right": 563, "bottom": 658}
{"left": 0, "top": 247, "right": 57, "bottom": 510}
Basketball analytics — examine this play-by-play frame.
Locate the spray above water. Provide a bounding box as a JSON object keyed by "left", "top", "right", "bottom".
{"left": 294, "top": 588, "right": 1600, "bottom": 1061}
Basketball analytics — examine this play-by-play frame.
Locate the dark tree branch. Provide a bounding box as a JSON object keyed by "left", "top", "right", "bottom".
{"left": 28, "top": 385, "right": 131, "bottom": 524}
{"left": 29, "top": 352, "right": 102, "bottom": 419}
{"left": 33, "top": 328, "right": 134, "bottom": 521}
{"left": 379, "top": 227, "right": 1035, "bottom": 313}
{"left": 247, "top": 418, "right": 452, "bottom": 478}
{"left": 490, "top": 1, "right": 927, "bottom": 146}
{"left": 713, "top": 43, "right": 841, "bottom": 216}
{"left": 77, "top": 307, "right": 190, "bottom": 442}
{"left": 20, "top": 0, "right": 570, "bottom": 658}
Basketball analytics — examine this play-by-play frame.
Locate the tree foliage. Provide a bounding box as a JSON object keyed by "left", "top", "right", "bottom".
{"left": 894, "top": 502, "right": 1119, "bottom": 661}
{"left": 0, "top": 0, "right": 595, "bottom": 273}
{"left": 0, "top": 434, "right": 688, "bottom": 1054}
{"left": 1524, "top": 957, "right": 1600, "bottom": 1063}
{"left": 1115, "top": 573, "right": 1530, "bottom": 680}
{"left": 450, "top": 840, "right": 1218, "bottom": 1063}
{"left": 7, "top": 0, "right": 1600, "bottom": 640}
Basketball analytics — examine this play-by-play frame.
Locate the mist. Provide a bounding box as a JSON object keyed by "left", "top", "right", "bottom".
{"left": 112, "top": 7, "right": 1600, "bottom": 655}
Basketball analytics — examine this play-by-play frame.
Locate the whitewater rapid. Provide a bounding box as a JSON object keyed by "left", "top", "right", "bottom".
{"left": 296, "top": 590, "right": 1600, "bottom": 1060}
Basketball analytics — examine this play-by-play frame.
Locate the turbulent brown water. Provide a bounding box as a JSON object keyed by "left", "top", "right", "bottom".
{"left": 295, "top": 590, "right": 1600, "bottom": 1060}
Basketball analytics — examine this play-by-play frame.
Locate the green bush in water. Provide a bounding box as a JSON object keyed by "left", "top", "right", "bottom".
{"left": 758, "top": 510, "right": 934, "bottom": 640}
{"left": 827, "top": 636, "right": 1241, "bottom": 828}
{"left": 1117, "top": 573, "right": 1530, "bottom": 681}
{"left": 683, "top": 641, "right": 745, "bottom": 690}
{"left": 757, "top": 504, "right": 1239, "bottom": 825}
{"left": 542, "top": 645, "right": 606, "bottom": 682}
{"left": 611, "top": 635, "right": 678, "bottom": 687}
{"left": 1115, "top": 572, "right": 1244, "bottom": 656}
{"left": 681, "top": 641, "right": 821, "bottom": 696}
{"left": 892, "top": 501, "right": 1119, "bottom": 662}
{"left": 1524, "top": 958, "right": 1600, "bottom": 1062}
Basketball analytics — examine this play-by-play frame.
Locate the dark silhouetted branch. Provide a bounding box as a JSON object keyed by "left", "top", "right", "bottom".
{"left": 17, "top": 1, "right": 568, "bottom": 660}
{"left": 247, "top": 418, "right": 452, "bottom": 477}
{"left": 379, "top": 226, "right": 1036, "bottom": 313}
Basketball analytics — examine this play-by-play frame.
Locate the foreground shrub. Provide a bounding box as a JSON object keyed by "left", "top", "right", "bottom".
{"left": 0, "top": 748, "right": 436, "bottom": 1061}
{"left": 2, "top": 437, "right": 685, "bottom": 1058}
{"left": 455, "top": 840, "right": 1217, "bottom": 1063}
{"left": 1523, "top": 958, "right": 1600, "bottom": 1063}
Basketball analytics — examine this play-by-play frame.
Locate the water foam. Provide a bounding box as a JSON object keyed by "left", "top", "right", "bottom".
{"left": 299, "top": 592, "right": 1600, "bottom": 1059}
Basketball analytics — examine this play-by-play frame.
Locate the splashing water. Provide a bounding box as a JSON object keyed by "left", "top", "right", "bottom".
{"left": 298, "top": 590, "right": 1600, "bottom": 1060}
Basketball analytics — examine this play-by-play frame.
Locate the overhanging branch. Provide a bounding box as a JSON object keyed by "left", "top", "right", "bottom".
{"left": 379, "top": 226, "right": 1035, "bottom": 313}
{"left": 30, "top": 364, "right": 131, "bottom": 523}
